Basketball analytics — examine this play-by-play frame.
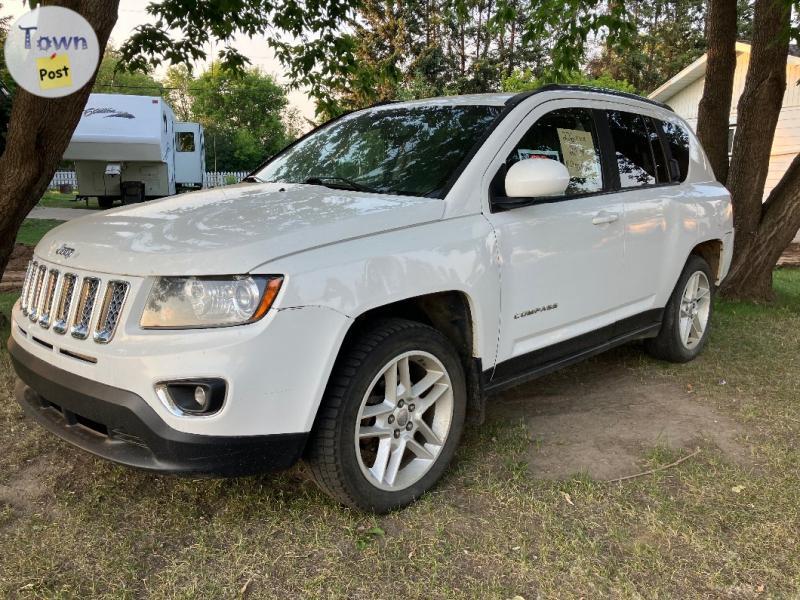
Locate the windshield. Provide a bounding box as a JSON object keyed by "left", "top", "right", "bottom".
{"left": 254, "top": 104, "right": 502, "bottom": 198}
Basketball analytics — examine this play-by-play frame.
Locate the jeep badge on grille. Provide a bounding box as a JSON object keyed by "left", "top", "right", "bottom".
{"left": 55, "top": 244, "right": 76, "bottom": 259}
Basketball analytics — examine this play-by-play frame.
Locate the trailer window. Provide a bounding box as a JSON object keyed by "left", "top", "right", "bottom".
{"left": 177, "top": 132, "right": 195, "bottom": 152}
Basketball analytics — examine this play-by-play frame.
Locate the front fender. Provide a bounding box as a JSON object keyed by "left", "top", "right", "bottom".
{"left": 257, "top": 215, "right": 501, "bottom": 366}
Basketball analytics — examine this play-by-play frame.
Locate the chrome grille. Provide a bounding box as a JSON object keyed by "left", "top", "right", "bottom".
{"left": 94, "top": 281, "right": 129, "bottom": 344}
{"left": 38, "top": 269, "right": 59, "bottom": 329}
{"left": 17, "top": 258, "right": 130, "bottom": 345}
{"left": 70, "top": 277, "right": 100, "bottom": 340}
{"left": 28, "top": 264, "right": 47, "bottom": 323}
{"left": 20, "top": 261, "right": 36, "bottom": 315}
{"left": 53, "top": 273, "right": 77, "bottom": 335}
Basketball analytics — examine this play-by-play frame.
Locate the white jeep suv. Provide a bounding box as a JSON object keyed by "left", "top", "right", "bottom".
{"left": 9, "top": 86, "right": 733, "bottom": 512}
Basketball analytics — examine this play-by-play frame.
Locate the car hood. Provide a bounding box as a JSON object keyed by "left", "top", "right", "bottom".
{"left": 36, "top": 183, "right": 445, "bottom": 276}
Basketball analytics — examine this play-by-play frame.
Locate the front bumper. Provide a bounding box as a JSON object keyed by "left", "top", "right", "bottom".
{"left": 9, "top": 337, "right": 308, "bottom": 476}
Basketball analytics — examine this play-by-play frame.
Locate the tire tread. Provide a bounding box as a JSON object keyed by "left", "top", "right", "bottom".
{"left": 306, "top": 318, "right": 448, "bottom": 510}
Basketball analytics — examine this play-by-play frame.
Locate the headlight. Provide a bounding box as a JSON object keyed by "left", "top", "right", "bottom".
{"left": 140, "top": 275, "right": 283, "bottom": 329}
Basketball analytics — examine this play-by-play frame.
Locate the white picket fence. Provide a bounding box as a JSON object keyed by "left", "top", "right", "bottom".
{"left": 49, "top": 171, "right": 78, "bottom": 189}
{"left": 48, "top": 170, "right": 250, "bottom": 191}
{"left": 203, "top": 171, "right": 249, "bottom": 188}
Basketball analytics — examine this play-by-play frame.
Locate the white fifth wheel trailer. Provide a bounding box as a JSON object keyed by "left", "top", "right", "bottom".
{"left": 63, "top": 93, "right": 205, "bottom": 208}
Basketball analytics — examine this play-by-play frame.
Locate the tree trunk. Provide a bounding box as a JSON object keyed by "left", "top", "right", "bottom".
{"left": 696, "top": 0, "right": 737, "bottom": 183}
{"left": 720, "top": 0, "right": 790, "bottom": 300}
{"left": 721, "top": 153, "right": 800, "bottom": 299}
{"left": 0, "top": 1, "right": 119, "bottom": 279}
{"left": 475, "top": 2, "right": 483, "bottom": 61}
{"left": 482, "top": 0, "right": 493, "bottom": 60}
{"left": 460, "top": 21, "right": 466, "bottom": 75}
{"left": 507, "top": 13, "right": 516, "bottom": 76}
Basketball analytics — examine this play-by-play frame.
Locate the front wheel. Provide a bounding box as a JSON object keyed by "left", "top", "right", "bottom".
{"left": 645, "top": 254, "right": 714, "bottom": 363}
{"left": 306, "top": 319, "right": 466, "bottom": 513}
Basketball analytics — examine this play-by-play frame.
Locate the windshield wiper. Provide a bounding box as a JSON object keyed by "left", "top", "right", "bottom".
{"left": 304, "top": 176, "right": 376, "bottom": 193}
{"left": 242, "top": 175, "right": 267, "bottom": 183}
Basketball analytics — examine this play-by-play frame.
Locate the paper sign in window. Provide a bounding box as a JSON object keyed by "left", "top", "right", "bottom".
{"left": 556, "top": 128, "right": 599, "bottom": 180}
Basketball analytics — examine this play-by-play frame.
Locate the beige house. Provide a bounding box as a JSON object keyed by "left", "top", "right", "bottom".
{"left": 649, "top": 41, "right": 800, "bottom": 199}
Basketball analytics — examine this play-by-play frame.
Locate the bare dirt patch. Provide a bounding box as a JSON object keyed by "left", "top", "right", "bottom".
{"left": 489, "top": 349, "right": 749, "bottom": 480}
{"left": 0, "top": 456, "right": 57, "bottom": 515}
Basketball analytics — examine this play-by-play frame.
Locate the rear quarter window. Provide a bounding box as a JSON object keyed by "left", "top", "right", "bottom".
{"left": 659, "top": 120, "right": 690, "bottom": 182}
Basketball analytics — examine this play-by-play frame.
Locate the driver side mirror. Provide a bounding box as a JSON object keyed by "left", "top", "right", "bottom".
{"left": 504, "top": 158, "right": 570, "bottom": 199}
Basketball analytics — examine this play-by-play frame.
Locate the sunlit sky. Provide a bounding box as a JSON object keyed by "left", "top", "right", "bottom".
{"left": 2, "top": 0, "right": 318, "bottom": 121}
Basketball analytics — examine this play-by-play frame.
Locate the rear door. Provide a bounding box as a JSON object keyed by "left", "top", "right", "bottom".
{"left": 604, "top": 109, "right": 675, "bottom": 308}
{"left": 174, "top": 124, "right": 203, "bottom": 187}
{"left": 483, "top": 101, "right": 628, "bottom": 368}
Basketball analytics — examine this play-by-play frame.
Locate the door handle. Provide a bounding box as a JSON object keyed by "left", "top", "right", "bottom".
{"left": 592, "top": 212, "right": 620, "bottom": 225}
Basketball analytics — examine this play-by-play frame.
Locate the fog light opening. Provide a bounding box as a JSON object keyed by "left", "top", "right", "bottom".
{"left": 156, "top": 379, "right": 226, "bottom": 416}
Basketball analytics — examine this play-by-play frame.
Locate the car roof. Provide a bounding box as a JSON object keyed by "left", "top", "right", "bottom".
{"left": 374, "top": 85, "right": 673, "bottom": 113}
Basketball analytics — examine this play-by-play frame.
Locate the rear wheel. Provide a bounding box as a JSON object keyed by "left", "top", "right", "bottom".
{"left": 645, "top": 255, "right": 714, "bottom": 363}
{"left": 97, "top": 196, "right": 114, "bottom": 209}
{"left": 306, "top": 319, "right": 466, "bottom": 513}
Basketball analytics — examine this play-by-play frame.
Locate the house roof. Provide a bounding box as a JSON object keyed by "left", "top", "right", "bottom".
{"left": 648, "top": 41, "right": 800, "bottom": 103}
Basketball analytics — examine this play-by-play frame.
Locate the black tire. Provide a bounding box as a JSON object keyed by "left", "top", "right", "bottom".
{"left": 645, "top": 254, "right": 714, "bottom": 363}
{"left": 97, "top": 196, "right": 114, "bottom": 209}
{"left": 306, "top": 318, "right": 467, "bottom": 513}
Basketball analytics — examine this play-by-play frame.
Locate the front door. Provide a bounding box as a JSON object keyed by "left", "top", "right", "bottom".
{"left": 483, "top": 102, "right": 628, "bottom": 370}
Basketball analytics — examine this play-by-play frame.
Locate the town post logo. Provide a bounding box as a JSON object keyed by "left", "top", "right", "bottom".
{"left": 4, "top": 6, "right": 100, "bottom": 98}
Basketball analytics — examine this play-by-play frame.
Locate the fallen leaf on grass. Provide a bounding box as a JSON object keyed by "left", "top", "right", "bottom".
{"left": 356, "top": 525, "right": 386, "bottom": 550}
{"left": 731, "top": 485, "right": 745, "bottom": 494}
{"left": 561, "top": 491, "right": 574, "bottom": 506}
{"left": 239, "top": 578, "right": 253, "bottom": 598}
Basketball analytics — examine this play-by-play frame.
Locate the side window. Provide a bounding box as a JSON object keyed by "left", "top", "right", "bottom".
{"left": 660, "top": 120, "right": 690, "bottom": 182}
{"left": 645, "top": 117, "right": 669, "bottom": 183}
{"left": 607, "top": 111, "right": 658, "bottom": 188}
{"left": 503, "top": 107, "right": 604, "bottom": 197}
{"left": 176, "top": 132, "right": 196, "bottom": 152}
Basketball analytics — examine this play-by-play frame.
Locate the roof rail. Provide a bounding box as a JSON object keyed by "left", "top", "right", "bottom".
{"left": 506, "top": 84, "right": 673, "bottom": 112}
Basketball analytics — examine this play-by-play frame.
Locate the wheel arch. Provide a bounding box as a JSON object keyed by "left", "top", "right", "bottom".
{"left": 689, "top": 238, "right": 724, "bottom": 284}
{"left": 334, "top": 291, "right": 487, "bottom": 425}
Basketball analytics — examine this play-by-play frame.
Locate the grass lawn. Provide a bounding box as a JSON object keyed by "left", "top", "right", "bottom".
{"left": 14, "top": 219, "right": 65, "bottom": 246}
{"left": 0, "top": 270, "right": 798, "bottom": 598}
{"left": 38, "top": 190, "right": 104, "bottom": 210}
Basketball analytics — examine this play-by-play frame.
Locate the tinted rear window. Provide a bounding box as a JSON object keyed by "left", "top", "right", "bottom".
{"left": 660, "top": 120, "right": 690, "bottom": 182}
{"left": 607, "top": 111, "right": 658, "bottom": 188}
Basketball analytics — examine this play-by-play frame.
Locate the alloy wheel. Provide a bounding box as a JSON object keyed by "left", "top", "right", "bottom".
{"left": 354, "top": 351, "right": 454, "bottom": 491}
{"left": 679, "top": 271, "right": 711, "bottom": 349}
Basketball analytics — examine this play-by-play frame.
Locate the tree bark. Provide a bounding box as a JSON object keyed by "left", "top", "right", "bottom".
{"left": 720, "top": 0, "right": 790, "bottom": 300}
{"left": 722, "top": 153, "right": 800, "bottom": 299}
{"left": 0, "top": 1, "right": 118, "bottom": 279}
{"left": 696, "top": 0, "right": 737, "bottom": 183}
{"left": 506, "top": 11, "right": 516, "bottom": 77}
